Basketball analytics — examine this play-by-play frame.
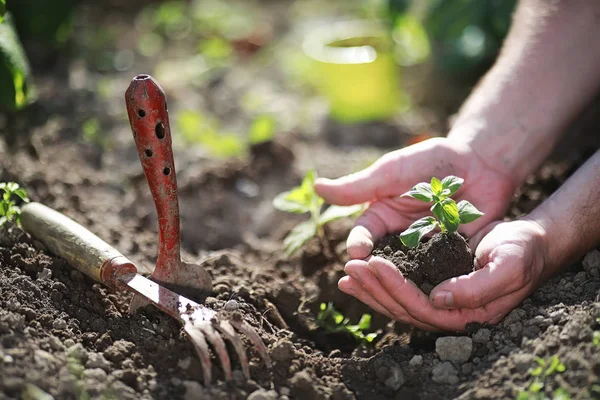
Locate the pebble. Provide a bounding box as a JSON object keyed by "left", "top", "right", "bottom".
{"left": 104, "top": 340, "right": 135, "bottom": 363}
{"left": 432, "top": 362, "right": 459, "bottom": 384}
{"left": 110, "top": 380, "right": 138, "bottom": 400}
{"left": 409, "top": 355, "right": 423, "bottom": 367}
{"left": 52, "top": 319, "right": 67, "bottom": 330}
{"left": 64, "top": 339, "right": 75, "bottom": 348}
{"left": 271, "top": 339, "right": 294, "bottom": 362}
{"left": 47, "top": 335, "right": 64, "bottom": 351}
{"left": 461, "top": 363, "right": 473, "bottom": 375}
{"left": 435, "top": 337, "right": 473, "bottom": 364}
{"left": 247, "top": 389, "right": 278, "bottom": 400}
{"left": 224, "top": 299, "right": 239, "bottom": 311}
{"left": 37, "top": 268, "right": 52, "bottom": 280}
{"left": 86, "top": 352, "right": 111, "bottom": 371}
{"left": 573, "top": 271, "right": 587, "bottom": 285}
{"left": 83, "top": 368, "right": 107, "bottom": 381}
{"left": 177, "top": 357, "right": 191, "bottom": 370}
{"left": 472, "top": 329, "right": 491, "bottom": 344}
{"left": 512, "top": 353, "right": 535, "bottom": 374}
{"left": 383, "top": 364, "right": 405, "bottom": 390}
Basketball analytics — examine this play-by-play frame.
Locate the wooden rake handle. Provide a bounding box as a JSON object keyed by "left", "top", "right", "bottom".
{"left": 21, "top": 202, "right": 137, "bottom": 288}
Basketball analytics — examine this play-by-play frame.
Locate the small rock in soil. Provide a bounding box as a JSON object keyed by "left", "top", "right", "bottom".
{"left": 52, "top": 318, "right": 67, "bottom": 330}
{"left": 37, "top": 268, "right": 52, "bottom": 280}
{"left": 224, "top": 299, "right": 239, "bottom": 311}
{"left": 432, "top": 361, "right": 459, "bottom": 384}
{"left": 271, "top": 338, "right": 295, "bottom": 362}
{"left": 177, "top": 357, "right": 191, "bottom": 370}
{"left": 472, "top": 329, "right": 491, "bottom": 344}
{"left": 436, "top": 336, "right": 473, "bottom": 364}
{"left": 86, "top": 352, "right": 111, "bottom": 371}
{"left": 290, "top": 370, "right": 319, "bottom": 399}
{"left": 83, "top": 367, "right": 108, "bottom": 381}
{"left": 247, "top": 389, "right": 278, "bottom": 400}
{"left": 583, "top": 249, "right": 600, "bottom": 272}
{"left": 104, "top": 339, "right": 135, "bottom": 363}
{"left": 409, "top": 355, "right": 423, "bottom": 367}
{"left": 110, "top": 380, "right": 138, "bottom": 400}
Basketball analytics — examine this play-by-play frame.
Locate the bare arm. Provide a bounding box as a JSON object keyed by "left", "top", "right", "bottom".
{"left": 449, "top": 0, "right": 600, "bottom": 186}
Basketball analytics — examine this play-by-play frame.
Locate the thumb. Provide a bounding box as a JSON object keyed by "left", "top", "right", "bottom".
{"left": 314, "top": 153, "right": 404, "bottom": 205}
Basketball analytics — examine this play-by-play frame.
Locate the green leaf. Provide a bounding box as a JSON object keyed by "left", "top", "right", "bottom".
{"left": 441, "top": 175, "right": 464, "bottom": 196}
{"left": 13, "top": 187, "right": 29, "bottom": 202}
{"left": 0, "top": 216, "right": 6, "bottom": 226}
{"left": 283, "top": 220, "right": 317, "bottom": 256}
{"left": 530, "top": 366, "right": 543, "bottom": 376}
{"left": 553, "top": 388, "right": 571, "bottom": 400}
{"left": 0, "top": 182, "right": 5, "bottom": 190}
{"left": 0, "top": 14, "right": 35, "bottom": 111}
{"left": 248, "top": 115, "right": 276, "bottom": 144}
{"left": 402, "top": 182, "right": 434, "bottom": 202}
{"left": 399, "top": 216, "right": 438, "bottom": 248}
{"left": 6, "top": 182, "right": 18, "bottom": 192}
{"left": 273, "top": 170, "right": 321, "bottom": 214}
{"left": 457, "top": 200, "right": 484, "bottom": 224}
{"left": 272, "top": 191, "right": 311, "bottom": 214}
{"left": 430, "top": 177, "right": 443, "bottom": 195}
{"left": 356, "top": 314, "right": 372, "bottom": 330}
{"left": 593, "top": 331, "right": 600, "bottom": 347}
{"left": 529, "top": 380, "right": 543, "bottom": 393}
{"left": 318, "top": 204, "right": 364, "bottom": 225}
{"left": 364, "top": 332, "right": 378, "bottom": 342}
{"left": 431, "top": 198, "right": 460, "bottom": 232}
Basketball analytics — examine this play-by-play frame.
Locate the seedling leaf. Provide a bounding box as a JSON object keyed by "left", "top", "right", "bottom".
{"left": 593, "top": 331, "right": 600, "bottom": 347}
{"left": 529, "top": 380, "right": 543, "bottom": 393}
{"left": 399, "top": 216, "right": 438, "bottom": 248}
{"left": 248, "top": 115, "right": 276, "bottom": 144}
{"left": 273, "top": 170, "right": 321, "bottom": 214}
{"left": 283, "top": 220, "right": 317, "bottom": 256}
{"left": 402, "top": 182, "right": 434, "bottom": 202}
{"left": 430, "top": 177, "right": 443, "bottom": 195}
{"left": 318, "top": 204, "right": 364, "bottom": 225}
{"left": 431, "top": 198, "right": 460, "bottom": 232}
{"left": 441, "top": 175, "right": 463, "bottom": 196}
{"left": 457, "top": 200, "right": 483, "bottom": 224}
{"left": 272, "top": 191, "right": 311, "bottom": 214}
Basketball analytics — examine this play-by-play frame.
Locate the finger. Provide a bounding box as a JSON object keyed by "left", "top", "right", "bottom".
{"left": 344, "top": 259, "right": 438, "bottom": 330}
{"left": 314, "top": 151, "right": 408, "bottom": 205}
{"left": 347, "top": 201, "right": 414, "bottom": 259}
{"left": 430, "top": 243, "right": 533, "bottom": 309}
{"left": 338, "top": 275, "right": 395, "bottom": 320}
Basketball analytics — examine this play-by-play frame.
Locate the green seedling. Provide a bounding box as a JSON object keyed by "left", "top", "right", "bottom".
{"left": 0, "top": 182, "right": 29, "bottom": 226}
{"left": 399, "top": 175, "right": 484, "bottom": 248}
{"left": 273, "top": 170, "right": 363, "bottom": 256}
{"left": 517, "top": 355, "right": 567, "bottom": 400}
{"left": 317, "top": 302, "right": 378, "bottom": 345}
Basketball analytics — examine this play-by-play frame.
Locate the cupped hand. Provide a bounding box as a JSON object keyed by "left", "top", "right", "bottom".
{"left": 315, "top": 137, "right": 515, "bottom": 259}
{"left": 337, "top": 220, "right": 548, "bottom": 331}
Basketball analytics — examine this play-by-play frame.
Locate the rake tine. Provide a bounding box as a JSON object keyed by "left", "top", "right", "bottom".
{"left": 183, "top": 323, "right": 213, "bottom": 385}
{"left": 230, "top": 319, "right": 272, "bottom": 368}
{"left": 198, "top": 322, "right": 233, "bottom": 381}
{"left": 214, "top": 320, "right": 250, "bottom": 379}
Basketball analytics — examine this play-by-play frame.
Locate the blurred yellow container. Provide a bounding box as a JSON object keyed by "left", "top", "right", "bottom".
{"left": 303, "top": 21, "right": 408, "bottom": 123}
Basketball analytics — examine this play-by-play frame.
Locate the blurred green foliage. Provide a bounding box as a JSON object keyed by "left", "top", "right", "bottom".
{"left": 423, "top": 0, "right": 517, "bottom": 80}
{"left": 7, "top": 0, "right": 76, "bottom": 45}
{"left": 0, "top": 13, "right": 34, "bottom": 111}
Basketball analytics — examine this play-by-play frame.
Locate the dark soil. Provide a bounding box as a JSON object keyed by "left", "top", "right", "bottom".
{"left": 1, "top": 1, "right": 600, "bottom": 399}
{"left": 373, "top": 232, "right": 474, "bottom": 295}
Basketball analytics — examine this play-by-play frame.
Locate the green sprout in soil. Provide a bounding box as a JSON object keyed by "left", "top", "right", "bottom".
{"left": 593, "top": 318, "right": 600, "bottom": 347}
{"left": 516, "top": 355, "right": 567, "bottom": 400}
{"left": 0, "top": 182, "right": 29, "bottom": 226}
{"left": 273, "top": 170, "right": 363, "bottom": 256}
{"left": 399, "top": 175, "right": 484, "bottom": 248}
{"left": 317, "top": 302, "right": 378, "bottom": 345}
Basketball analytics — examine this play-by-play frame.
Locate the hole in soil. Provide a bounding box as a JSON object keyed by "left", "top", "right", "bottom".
{"left": 155, "top": 122, "right": 165, "bottom": 139}
{"left": 145, "top": 149, "right": 152, "bottom": 157}
{"left": 138, "top": 109, "right": 146, "bottom": 118}
{"left": 163, "top": 167, "right": 171, "bottom": 176}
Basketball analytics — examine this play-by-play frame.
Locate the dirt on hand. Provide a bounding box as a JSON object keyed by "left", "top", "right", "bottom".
{"left": 373, "top": 232, "right": 474, "bottom": 295}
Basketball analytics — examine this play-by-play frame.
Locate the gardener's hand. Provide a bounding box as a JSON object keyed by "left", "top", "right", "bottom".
{"left": 336, "top": 220, "right": 547, "bottom": 331}
{"left": 315, "top": 137, "right": 515, "bottom": 259}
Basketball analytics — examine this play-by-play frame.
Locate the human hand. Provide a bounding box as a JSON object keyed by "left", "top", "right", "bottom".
{"left": 314, "top": 137, "right": 515, "bottom": 259}
{"left": 337, "top": 220, "right": 548, "bottom": 331}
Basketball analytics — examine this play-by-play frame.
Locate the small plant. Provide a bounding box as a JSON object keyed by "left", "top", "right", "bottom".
{"left": 317, "top": 302, "right": 378, "bottom": 345}
{"left": 593, "top": 318, "right": 600, "bottom": 347}
{"left": 516, "top": 355, "right": 567, "bottom": 400}
{"left": 273, "top": 170, "right": 363, "bottom": 256}
{"left": 0, "top": 182, "right": 29, "bottom": 226}
{"left": 399, "top": 175, "right": 484, "bottom": 248}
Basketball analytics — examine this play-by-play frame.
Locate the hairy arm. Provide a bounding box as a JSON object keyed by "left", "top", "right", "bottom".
{"left": 449, "top": 0, "right": 600, "bottom": 186}
{"left": 527, "top": 151, "right": 600, "bottom": 278}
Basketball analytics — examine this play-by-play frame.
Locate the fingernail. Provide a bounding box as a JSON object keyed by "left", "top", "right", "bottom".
{"left": 433, "top": 291, "right": 454, "bottom": 308}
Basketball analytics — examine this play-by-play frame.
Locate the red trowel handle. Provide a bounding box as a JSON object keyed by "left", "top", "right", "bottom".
{"left": 125, "top": 75, "right": 181, "bottom": 280}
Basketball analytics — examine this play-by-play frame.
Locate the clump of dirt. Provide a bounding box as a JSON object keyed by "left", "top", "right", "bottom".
{"left": 373, "top": 232, "right": 474, "bottom": 294}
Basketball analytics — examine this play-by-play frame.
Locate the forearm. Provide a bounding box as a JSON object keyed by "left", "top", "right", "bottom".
{"left": 527, "top": 151, "right": 600, "bottom": 278}
{"left": 448, "top": 0, "right": 600, "bottom": 186}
